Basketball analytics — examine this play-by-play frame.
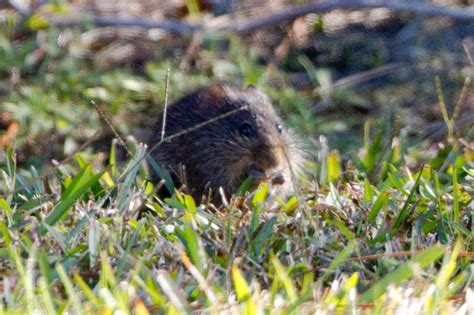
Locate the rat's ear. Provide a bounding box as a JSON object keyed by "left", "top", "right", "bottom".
{"left": 245, "top": 84, "right": 271, "bottom": 103}
{"left": 207, "top": 83, "right": 226, "bottom": 97}
{"left": 196, "top": 84, "right": 228, "bottom": 112}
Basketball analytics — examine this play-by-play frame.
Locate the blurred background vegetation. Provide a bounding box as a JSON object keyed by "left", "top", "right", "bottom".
{"left": 0, "top": 0, "right": 472, "bottom": 170}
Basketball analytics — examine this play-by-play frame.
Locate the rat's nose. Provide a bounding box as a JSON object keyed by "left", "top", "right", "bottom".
{"left": 270, "top": 172, "right": 285, "bottom": 185}
{"left": 249, "top": 165, "right": 285, "bottom": 186}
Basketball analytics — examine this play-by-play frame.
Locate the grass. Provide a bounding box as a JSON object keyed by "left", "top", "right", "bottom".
{"left": 0, "top": 125, "right": 472, "bottom": 313}
{"left": 1, "top": 6, "right": 473, "bottom": 314}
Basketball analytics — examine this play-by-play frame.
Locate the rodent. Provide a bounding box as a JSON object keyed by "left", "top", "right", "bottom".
{"left": 149, "top": 84, "right": 305, "bottom": 203}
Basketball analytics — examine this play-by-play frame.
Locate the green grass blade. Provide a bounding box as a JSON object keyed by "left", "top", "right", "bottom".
{"left": 368, "top": 191, "right": 389, "bottom": 224}
{"left": 56, "top": 263, "right": 83, "bottom": 314}
{"left": 452, "top": 164, "right": 459, "bottom": 223}
{"left": 38, "top": 276, "right": 56, "bottom": 315}
{"left": 358, "top": 245, "right": 445, "bottom": 303}
{"left": 364, "top": 178, "right": 374, "bottom": 202}
{"left": 332, "top": 219, "right": 355, "bottom": 241}
{"left": 0, "top": 198, "right": 13, "bottom": 218}
{"left": 117, "top": 220, "right": 145, "bottom": 277}
{"left": 25, "top": 243, "right": 38, "bottom": 313}
{"left": 232, "top": 265, "right": 251, "bottom": 302}
{"left": 252, "top": 216, "right": 276, "bottom": 256}
{"left": 59, "top": 164, "right": 92, "bottom": 202}
{"left": 40, "top": 169, "right": 104, "bottom": 235}
{"left": 370, "top": 170, "right": 423, "bottom": 244}
{"left": 389, "top": 170, "right": 423, "bottom": 234}
{"left": 146, "top": 156, "right": 175, "bottom": 195}
{"left": 319, "top": 240, "right": 358, "bottom": 283}
{"left": 73, "top": 272, "right": 99, "bottom": 305}
{"left": 118, "top": 145, "right": 147, "bottom": 211}
{"left": 156, "top": 270, "right": 190, "bottom": 314}
{"left": 272, "top": 256, "right": 297, "bottom": 302}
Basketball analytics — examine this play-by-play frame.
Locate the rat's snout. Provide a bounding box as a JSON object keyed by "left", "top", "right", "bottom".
{"left": 249, "top": 145, "right": 290, "bottom": 186}
{"left": 249, "top": 165, "right": 285, "bottom": 186}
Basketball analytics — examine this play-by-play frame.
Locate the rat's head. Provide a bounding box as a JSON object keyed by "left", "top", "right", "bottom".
{"left": 191, "top": 84, "right": 304, "bottom": 197}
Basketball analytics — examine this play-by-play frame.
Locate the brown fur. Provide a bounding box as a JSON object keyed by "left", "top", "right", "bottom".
{"left": 149, "top": 84, "right": 304, "bottom": 202}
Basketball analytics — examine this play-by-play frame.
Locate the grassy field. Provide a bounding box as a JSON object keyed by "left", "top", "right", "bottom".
{"left": 1, "top": 1, "right": 474, "bottom": 313}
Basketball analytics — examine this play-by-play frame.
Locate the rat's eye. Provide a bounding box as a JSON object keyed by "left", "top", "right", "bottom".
{"left": 276, "top": 124, "right": 283, "bottom": 134}
{"left": 238, "top": 123, "right": 256, "bottom": 137}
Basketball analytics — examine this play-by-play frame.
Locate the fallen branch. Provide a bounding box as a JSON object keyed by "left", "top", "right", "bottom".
{"left": 36, "top": 0, "right": 474, "bottom": 34}
{"left": 214, "top": 0, "right": 474, "bottom": 33}
{"left": 48, "top": 15, "right": 202, "bottom": 33}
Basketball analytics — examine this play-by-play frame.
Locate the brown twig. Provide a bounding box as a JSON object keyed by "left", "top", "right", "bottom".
{"left": 333, "top": 62, "right": 410, "bottom": 89}
{"left": 177, "top": 247, "right": 220, "bottom": 305}
{"left": 92, "top": 100, "right": 132, "bottom": 156}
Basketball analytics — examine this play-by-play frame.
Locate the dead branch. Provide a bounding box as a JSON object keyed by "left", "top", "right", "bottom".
{"left": 48, "top": 15, "right": 202, "bottom": 34}
{"left": 35, "top": 0, "right": 474, "bottom": 34}
{"left": 213, "top": 0, "right": 474, "bottom": 33}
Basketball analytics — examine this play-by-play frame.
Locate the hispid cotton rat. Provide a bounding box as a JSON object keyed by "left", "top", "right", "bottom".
{"left": 149, "top": 84, "right": 304, "bottom": 202}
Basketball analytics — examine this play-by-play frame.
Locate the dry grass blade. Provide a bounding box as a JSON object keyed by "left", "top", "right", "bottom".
{"left": 156, "top": 270, "right": 190, "bottom": 313}
{"left": 178, "top": 247, "right": 220, "bottom": 306}
{"left": 160, "top": 68, "right": 171, "bottom": 142}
